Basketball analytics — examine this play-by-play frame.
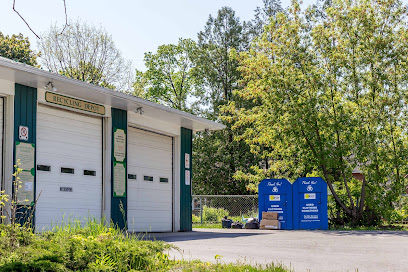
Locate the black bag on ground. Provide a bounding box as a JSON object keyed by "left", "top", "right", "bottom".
{"left": 231, "top": 221, "right": 244, "bottom": 229}
{"left": 244, "top": 218, "right": 260, "bottom": 229}
{"left": 222, "top": 216, "right": 233, "bottom": 228}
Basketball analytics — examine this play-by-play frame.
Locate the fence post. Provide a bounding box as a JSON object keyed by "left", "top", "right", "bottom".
{"left": 200, "top": 196, "right": 203, "bottom": 224}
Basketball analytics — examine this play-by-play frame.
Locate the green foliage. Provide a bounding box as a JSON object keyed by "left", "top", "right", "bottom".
{"left": 193, "top": 130, "right": 259, "bottom": 195}
{"left": 135, "top": 38, "right": 202, "bottom": 112}
{"left": 0, "top": 221, "right": 294, "bottom": 271}
{"left": 176, "top": 260, "right": 292, "bottom": 272}
{"left": 59, "top": 61, "right": 116, "bottom": 90}
{"left": 38, "top": 19, "right": 133, "bottom": 91}
{"left": 0, "top": 221, "right": 169, "bottom": 271}
{"left": 229, "top": 0, "right": 408, "bottom": 225}
{"left": 192, "top": 206, "right": 230, "bottom": 223}
{"left": 0, "top": 32, "right": 39, "bottom": 67}
{"left": 192, "top": 7, "right": 265, "bottom": 196}
{"left": 195, "top": 6, "right": 248, "bottom": 119}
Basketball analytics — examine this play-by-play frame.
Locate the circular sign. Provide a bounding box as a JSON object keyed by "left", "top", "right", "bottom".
{"left": 19, "top": 125, "right": 29, "bottom": 141}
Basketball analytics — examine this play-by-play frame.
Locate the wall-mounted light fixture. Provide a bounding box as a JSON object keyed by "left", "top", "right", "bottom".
{"left": 44, "top": 82, "right": 57, "bottom": 92}
{"left": 135, "top": 107, "right": 144, "bottom": 115}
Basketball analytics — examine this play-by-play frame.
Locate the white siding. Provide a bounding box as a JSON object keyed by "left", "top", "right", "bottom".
{"left": 35, "top": 105, "right": 102, "bottom": 231}
{"left": 127, "top": 127, "right": 173, "bottom": 232}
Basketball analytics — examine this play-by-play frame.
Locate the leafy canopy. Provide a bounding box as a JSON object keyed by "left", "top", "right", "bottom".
{"left": 135, "top": 38, "right": 201, "bottom": 112}
{"left": 38, "top": 20, "right": 133, "bottom": 91}
{"left": 0, "top": 32, "right": 39, "bottom": 67}
{"left": 230, "top": 0, "right": 408, "bottom": 224}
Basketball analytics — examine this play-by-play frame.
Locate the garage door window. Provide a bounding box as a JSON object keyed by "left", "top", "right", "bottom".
{"left": 143, "top": 175, "right": 153, "bottom": 182}
{"left": 61, "top": 167, "right": 74, "bottom": 174}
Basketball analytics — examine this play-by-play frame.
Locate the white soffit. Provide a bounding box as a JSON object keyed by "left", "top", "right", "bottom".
{"left": 0, "top": 57, "right": 225, "bottom": 132}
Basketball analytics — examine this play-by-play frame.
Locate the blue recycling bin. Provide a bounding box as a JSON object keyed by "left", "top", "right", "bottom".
{"left": 293, "top": 177, "right": 328, "bottom": 230}
{"left": 258, "top": 179, "right": 293, "bottom": 230}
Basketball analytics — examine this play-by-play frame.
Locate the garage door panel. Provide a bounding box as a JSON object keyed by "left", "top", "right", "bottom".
{"left": 36, "top": 105, "right": 103, "bottom": 231}
{"left": 128, "top": 127, "right": 173, "bottom": 232}
{"left": 38, "top": 133, "right": 102, "bottom": 149}
{"left": 130, "top": 182, "right": 171, "bottom": 191}
{"left": 128, "top": 166, "right": 172, "bottom": 175}
{"left": 38, "top": 199, "right": 101, "bottom": 209}
{"left": 128, "top": 212, "right": 172, "bottom": 232}
{"left": 35, "top": 183, "right": 102, "bottom": 193}
{"left": 38, "top": 150, "right": 102, "bottom": 163}
{"left": 130, "top": 152, "right": 171, "bottom": 167}
{"left": 128, "top": 191, "right": 171, "bottom": 204}
{"left": 36, "top": 209, "right": 101, "bottom": 231}
{"left": 38, "top": 109, "right": 101, "bottom": 127}
{"left": 128, "top": 201, "right": 171, "bottom": 210}
{"left": 38, "top": 123, "right": 102, "bottom": 139}
{"left": 129, "top": 130, "right": 172, "bottom": 147}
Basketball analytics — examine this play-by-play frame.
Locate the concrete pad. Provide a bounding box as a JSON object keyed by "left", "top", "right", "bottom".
{"left": 148, "top": 228, "right": 408, "bottom": 272}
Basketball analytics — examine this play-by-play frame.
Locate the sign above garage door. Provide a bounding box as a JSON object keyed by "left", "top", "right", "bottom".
{"left": 45, "top": 92, "right": 105, "bottom": 115}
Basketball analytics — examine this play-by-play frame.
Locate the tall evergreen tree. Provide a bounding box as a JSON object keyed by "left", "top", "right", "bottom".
{"left": 192, "top": 7, "right": 258, "bottom": 195}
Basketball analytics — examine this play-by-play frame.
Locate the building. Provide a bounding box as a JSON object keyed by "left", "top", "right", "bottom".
{"left": 0, "top": 57, "right": 224, "bottom": 232}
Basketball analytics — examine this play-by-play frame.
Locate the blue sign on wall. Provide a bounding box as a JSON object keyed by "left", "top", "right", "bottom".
{"left": 258, "top": 179, "right": 293, "bottom": 230}
{"left": 293, "top": 177, "right": 328, "bottom": 230}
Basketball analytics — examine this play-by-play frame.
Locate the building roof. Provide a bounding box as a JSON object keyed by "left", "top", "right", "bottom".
{"left": 0, "top": 57, "right": 225, "bottom": 132}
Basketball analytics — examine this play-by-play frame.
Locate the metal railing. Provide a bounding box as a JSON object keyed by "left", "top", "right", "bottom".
{"left": 192, "top": 195, "right": 258, "bottom": 224}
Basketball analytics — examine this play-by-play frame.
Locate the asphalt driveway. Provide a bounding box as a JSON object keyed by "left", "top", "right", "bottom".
{"left": 148, "top": 228, "right": 408, "bottom": 272}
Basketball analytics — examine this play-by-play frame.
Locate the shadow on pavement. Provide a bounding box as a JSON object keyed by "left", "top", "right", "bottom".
{"left": 138, "top": 230, "right": 272, "bottom": 242}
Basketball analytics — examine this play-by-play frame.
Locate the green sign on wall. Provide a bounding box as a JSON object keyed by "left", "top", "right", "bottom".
{"left": 15, "top": 142, "right": 36, "bottom": 205}
{"left": 113, "top": 128, "right": 127, "bottom": 197}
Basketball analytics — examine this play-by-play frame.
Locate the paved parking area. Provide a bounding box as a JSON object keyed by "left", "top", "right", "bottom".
{"left": 148, "top": 228, "right": 408, "bottom": 272}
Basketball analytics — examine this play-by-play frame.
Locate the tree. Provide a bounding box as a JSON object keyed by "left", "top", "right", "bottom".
{"left": 192, "top": 7, "right": 261, "bottom": 195}
{"left": 246, "top": 0, "right": 285, "bottom": 40}
{"left": 231, "top": 0, "right": 408, "bottom": 224}
{"left": 135, "top": 38, "right": 201, "bottom": 112}
{"left": 195, "top": 7, "right": 247, "bottom": 118}
{"left": 37, "top": 20, "right": 133, "bottom": 91}
{"left": 0, "top": 32, "right": 39, "bottom": 66}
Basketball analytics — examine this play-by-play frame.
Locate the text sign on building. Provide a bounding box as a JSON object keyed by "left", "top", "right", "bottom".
{"left": 293, "top": 177, "right": 328, "bottom": 230}
{"left": 45, "top": 92, "right": 106, "bottom": 115}
{"left": 185, "top": 153, "right": 190, "bottom": 169}
{"left": 15, "top": 142, "right": 36, "bottom": 205}
{"left": 113, "top": 127, "right": 126, "bottom": 198}
{"left": 258, "top": 179, "right": 293, "bottom": 230}
{"left": 19, "top": 125, "right": 29, "bottom": 141}
{"left": 114, "top": 129, "right": 126, "bottom": 162}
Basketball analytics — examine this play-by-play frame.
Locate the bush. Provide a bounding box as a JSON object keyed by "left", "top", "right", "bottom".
{"left": 0, "top": 220, "right": 170, "bottom": 271}
{"left": 198, "top": 206, "right": 229, "bottom": 222}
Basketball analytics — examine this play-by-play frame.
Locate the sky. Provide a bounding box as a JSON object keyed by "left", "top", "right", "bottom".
{"left": 1, "top": 0, "right": 315, "bottom": 71}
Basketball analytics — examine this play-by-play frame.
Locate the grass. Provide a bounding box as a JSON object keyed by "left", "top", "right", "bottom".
{"left": 174, "top": 260, "right": 292, "bottom": 271}
{"left": 193, "top": 222, "right": 223, "bottom": 229}
{"left": 0, "top": 220, "right": 293, "bottom": 272}
{"left": 329, "top": 223, "right": 408, "bottom": 231}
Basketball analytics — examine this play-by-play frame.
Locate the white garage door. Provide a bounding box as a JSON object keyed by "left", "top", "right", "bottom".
{"left": 128, "top": 127, "right": 173, "bottom": 232}
{"left": 35, "top": 105, "right": 102, "bottom": 231}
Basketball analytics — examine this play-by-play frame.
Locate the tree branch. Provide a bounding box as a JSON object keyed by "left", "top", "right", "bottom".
{"left": 13, "top": 0, "right": 69, "bottom": 39}
{"left": 13, "top": 0, "right": 40, "bottom": 39}
{"left": 60, "top": 0, "right": 69, "bottom": 34}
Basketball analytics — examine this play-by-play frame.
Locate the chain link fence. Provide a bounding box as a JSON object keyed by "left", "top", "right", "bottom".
{"left": 192, "top": 195, "right": 258, "bottom": 224}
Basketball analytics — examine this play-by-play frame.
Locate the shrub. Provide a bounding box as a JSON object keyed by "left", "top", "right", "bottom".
{"left": 201, "top": 206, "right": 229, "bottom": 222}
{"left": 0, "top": 220, "right": 171, "bottom": 271}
